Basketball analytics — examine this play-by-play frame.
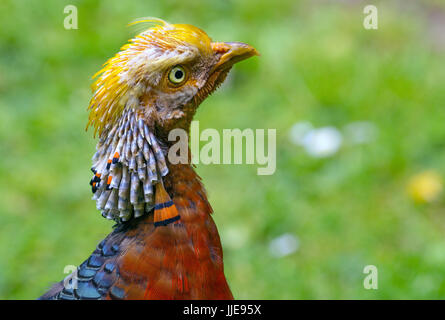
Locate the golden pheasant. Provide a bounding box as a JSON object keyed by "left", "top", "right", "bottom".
{"left": 39, "top": 18, "right": 258, "bottom": 300}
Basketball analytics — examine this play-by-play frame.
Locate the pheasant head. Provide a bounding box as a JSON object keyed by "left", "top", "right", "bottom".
{"left": 87, "top": 19, "right": 258, "bottom": 223}
{"left": 87, "top": 18, "right": 258, "bottom": 137}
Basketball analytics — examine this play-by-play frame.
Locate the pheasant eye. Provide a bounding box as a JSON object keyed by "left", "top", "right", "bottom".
{"left": 168, "top": 65, "right": 186, "bottom": 85}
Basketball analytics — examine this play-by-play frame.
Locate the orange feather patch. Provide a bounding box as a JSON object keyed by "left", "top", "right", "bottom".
{"left": 154, "top": 183, "right": 180, "bottom": 227}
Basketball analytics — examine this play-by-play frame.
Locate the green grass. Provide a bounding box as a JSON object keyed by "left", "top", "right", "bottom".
{"left": 1, "top": 0, "right": 445, "bottom": 299}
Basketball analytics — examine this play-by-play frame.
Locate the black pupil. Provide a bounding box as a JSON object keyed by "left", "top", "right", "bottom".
{"left": 174, "top": 70, "right": 183, "bottom": 79}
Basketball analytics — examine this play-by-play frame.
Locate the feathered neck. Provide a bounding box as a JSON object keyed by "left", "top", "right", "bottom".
{"left": 90, "top": 107, "right": 170, "bottom": 222}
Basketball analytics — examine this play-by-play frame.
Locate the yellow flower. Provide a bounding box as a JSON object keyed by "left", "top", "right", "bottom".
{"left": 407, "top": 170, "right": 443, "bottom": 203}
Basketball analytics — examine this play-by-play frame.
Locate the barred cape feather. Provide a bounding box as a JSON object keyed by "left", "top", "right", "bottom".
{"left": 90, "top": 108, "right": 170, "bottom": 222}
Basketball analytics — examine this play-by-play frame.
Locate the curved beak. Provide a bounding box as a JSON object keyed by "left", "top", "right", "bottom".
{"left": 211, "top": 42, "right": 259, "bottom": 71}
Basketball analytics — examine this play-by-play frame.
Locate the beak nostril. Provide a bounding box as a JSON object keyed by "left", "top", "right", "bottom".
{"left": 211, "top": 42, "right": 231, "bottom": 54}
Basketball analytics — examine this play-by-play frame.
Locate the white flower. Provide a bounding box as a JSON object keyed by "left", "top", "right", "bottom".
{"left": 301, "top": 126, "right": 342, "bottom": 158}
{"left": 268, "top": 233, "right": 299, "bottom": 258}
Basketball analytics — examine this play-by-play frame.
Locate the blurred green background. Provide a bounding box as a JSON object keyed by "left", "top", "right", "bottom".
{"left": 1, "top": 0, "right": 445, "bottom": 299}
